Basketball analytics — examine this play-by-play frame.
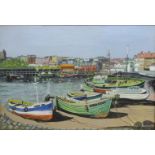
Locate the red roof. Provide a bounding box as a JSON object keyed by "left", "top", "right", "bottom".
{"left": 136, "top": 51, "right": 155, "bottom": 59}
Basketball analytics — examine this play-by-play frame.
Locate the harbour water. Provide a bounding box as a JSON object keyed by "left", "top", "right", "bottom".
{"left": 0, "top": 79, "right": 83, "bottom": 104}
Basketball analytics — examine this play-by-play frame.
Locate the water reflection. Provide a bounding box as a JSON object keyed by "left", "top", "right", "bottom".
{"left": 0, "top": 80, "right": 83, "bottom": 104}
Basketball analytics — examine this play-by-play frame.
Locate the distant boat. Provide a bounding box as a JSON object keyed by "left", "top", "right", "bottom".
{"left": 88, "top": 76, "right": 145, "bottom": 88}
{"left": 8, "top": 99, "right": 55, "bottom": 121}
{"left": 80, "top": 83, "right": 94, "bottom": 92}
{"left": 56, "top": 96, "right": 112, "bottom": 118}
{"left": 81, "top": 83, "right": 149, "bottom": 100}
{"left": 139, "top": 71, "right": 155, "bottom": 78}
{"left": 67, "top": 91, "right": 102, "bottom": 100}
{"left": 109, "top": 86, "right": 147, "bottom": 94}
{"left": 94, "top": 87, "right": 109, "bottom": 93}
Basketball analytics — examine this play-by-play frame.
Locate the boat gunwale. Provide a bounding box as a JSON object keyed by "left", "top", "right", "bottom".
{"left": 56, "top": 96, "right": 111, "bottom": 106}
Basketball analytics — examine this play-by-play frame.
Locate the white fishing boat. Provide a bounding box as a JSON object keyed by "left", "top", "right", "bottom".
{"left": 111, "top": 86, "right": 147, "bottom": 94}
{"left": 118, "top": 93, "right": 149, "bottom": 100}
{"left": 105, "top": 87, "right": 150, "bottom": 100}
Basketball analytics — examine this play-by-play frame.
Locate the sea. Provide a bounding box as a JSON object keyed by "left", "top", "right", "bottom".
{"left": 0, "top": 79, "right": 83, "bottom": 104}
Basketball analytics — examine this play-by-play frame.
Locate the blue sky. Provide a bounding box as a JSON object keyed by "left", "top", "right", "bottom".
{"left": 0, "top": 26, "right": 155, "bottom": 58}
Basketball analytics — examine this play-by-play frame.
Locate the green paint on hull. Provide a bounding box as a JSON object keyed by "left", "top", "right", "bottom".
{"left": 57, "top": 97, "right": 112, "bottom": 118}
{"left": 91, "top": 77, "right": 145, "bottom": 88}
{"left": 82, "top": 84, "right": 93, "bottom": 92}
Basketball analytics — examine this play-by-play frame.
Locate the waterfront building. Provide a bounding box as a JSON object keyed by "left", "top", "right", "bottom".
{"left": 110, "top": 63, "right": 126, "bottom": 73}
{"left": 17, "top": 55, "right": 28, "bottom": 62}
{"left": 60, "top": 64, "right": 75, "bottom": 72}
{"left": 149, "top": 63, "right": 155, "bottom": 71}
{"left": 78, "top": 65, "right": 96, "bottom": 72}
{"left": 0, "top": 49, "right": 7, "bottom": 60}
{"left": 43, "top": 56, "right": 51, "bottom": 65}
{"left": 127, "top": 60, "right": 134, "bottom": 72}
{"left": 50, "top": 56, "right": 59, "bottom": 65}
{"left": 27, "top": 55, "right": 36, "bottom": 64}
{"left": 35, "top": 57, "right": 44, "bottom": 66}
{"left": 134, "top": 51, "right": 155, "bottom": 71}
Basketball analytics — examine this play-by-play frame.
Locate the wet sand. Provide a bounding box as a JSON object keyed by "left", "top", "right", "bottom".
{"left": 0, "top": 103, "right": 154, "bottom": 130}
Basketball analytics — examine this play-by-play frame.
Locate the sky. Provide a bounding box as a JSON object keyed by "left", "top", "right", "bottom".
{"left": 0, "top": 25, "right": 155, "bottom": 58}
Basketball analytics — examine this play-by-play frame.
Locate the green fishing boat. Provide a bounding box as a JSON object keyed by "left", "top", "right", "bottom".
{"left": 81, "top": 83, "right": 94, "bottom": 92}
{"left": 56, "top": 97, "right": 112, "bottom": 118}
{"left": 67, "top": 91, "right": 102, "bottom": 100}
{"left": 90, "top": 76, "right": 145, "bottom": 88}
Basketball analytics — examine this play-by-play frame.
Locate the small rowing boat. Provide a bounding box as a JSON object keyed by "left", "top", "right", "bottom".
{"left": 67, "top": 91, "right": 102, "bottom": 100}
{"left": 56, "top": 96, "right": 112, "bottom": 118}
{"left": 8, "top": 98, "right": 55, "bottom": 121}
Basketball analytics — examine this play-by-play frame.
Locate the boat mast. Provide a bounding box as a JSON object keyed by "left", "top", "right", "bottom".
{"left": 34, "top": 77, "right": 39, "bottom": 104}
{"left": 126, "top": 46, "right": 129, "bottom": 72}
{"left": 108, "top": 49, "right": 111, "bottom": 75}
{"left": 47, "top": 81, "right": 50, "bottom": 95}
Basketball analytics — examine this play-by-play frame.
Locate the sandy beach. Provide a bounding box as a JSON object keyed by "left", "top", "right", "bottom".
{"left": 0, "top": 102, "right": 154, "bottom": 129}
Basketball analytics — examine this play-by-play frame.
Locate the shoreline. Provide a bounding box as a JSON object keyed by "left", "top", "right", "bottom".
{"left": 0, "top": 102, "right": 155, "bottom": 130}
{"left": 0, "top": 79, "right": 155, "bottom": 130}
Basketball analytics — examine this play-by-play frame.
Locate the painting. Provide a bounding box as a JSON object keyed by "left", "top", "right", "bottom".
{"left": 0, "top": 26, "right": 155, "bottom": 130}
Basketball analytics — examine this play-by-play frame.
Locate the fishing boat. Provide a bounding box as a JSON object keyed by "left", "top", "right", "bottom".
{"left": 114, "top": 93, "right": 149, "bottom": 100}
{"left": 94, "top": 86, "right": 146, "bottom": 94}
{"left": 56, "top": 96, "right": 112, "bottom": 118}
{"left": 105, "top": 91, "right": 150, "bottom": 100}
{"left": 104, "top": 87, "right": 150, "bottom": 100}
{"left": 82, "top": 82, "right": 149, "bottom": 100}
{"left": 67, "top": 91, "right": 102, "bottom": 100}
{"left": 94, "top": 87, "right": 109, "bottom": 93}
{"left": 8, "top": 98, "right": 55, "bottom": 121}
{"left": 80, "top": 83, "right": 94, "bottom": 92}
{"left": 92, "top": 75, "right": 108, "bottom": 84}
{"left": 89, "top": 76, "right": 145, "bottom": 88}
{"left": 110, "top": 86, "right": 147, "bottom": 94}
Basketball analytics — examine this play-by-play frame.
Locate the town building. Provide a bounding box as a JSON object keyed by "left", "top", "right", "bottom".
{"left": 149, "top": 63, "right": 155, "bottom": 71}
{"left": 0, "top": 49, "right": 7, "bottom": 60}
{"left": 17, "top": 55, "right": 28, "bottom": 62}
{"left": 134, "top": 51, "right": 155, "bottom": 71}
{"left": 27, "top": 55, "right": 36, "bottom": 64}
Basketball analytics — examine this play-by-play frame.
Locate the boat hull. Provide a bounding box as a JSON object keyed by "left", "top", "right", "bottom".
{"left": 88, "top": 77, "right": 145, "bottom": 88}
{"left": 118, "top": 93, "right": 149, "bottom": 100}
{"left": 11, "top": 111, "right": 53, "bottom": 121}
{"left": 94, "top": 88, "right": 108, "bottom": 93}
{"left": 67, "top": 91, "right": 102, "bottom": 100}
{"left": 8, "top": 101, "right": 54, "bottom": 121}
{"left": 56, "top": 97, "right": 112, "bottom": 118}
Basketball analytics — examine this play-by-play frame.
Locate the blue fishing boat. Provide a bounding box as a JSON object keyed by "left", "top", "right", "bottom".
{"left": 8, "top": 98, "right": 55, "bottom": 121}
{"left": 67, "top": 91, "right": 102, "bottom": 100}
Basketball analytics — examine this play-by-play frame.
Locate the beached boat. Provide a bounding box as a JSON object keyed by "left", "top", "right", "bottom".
{"left": 94, "top": 86, "right": 147, "bottom": 94}
{"left": 82, "top": 83, "right": 149, "bottom": 100}
{"left": 67, "top": 91, "right": 102, "bottom": 100}
{"left": 56, "top": 96, "right": 112, "bottom": 118}
{"left": 110, "top": 86, "right": 147, "bottom": 94}
{"left": 94, "top": 87, "right": 109, "bottom": 93}
{"left": 104, "top": 87, "right": 150, "bottom": 100}
{"left": 8, "top": 98, "right": 55, "bottom": 121}
{"left": 115, "top": 93, "right": 149, "bottom": 100}
{"left": 80, "top": 83, "right": 94, "bottom": 92}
